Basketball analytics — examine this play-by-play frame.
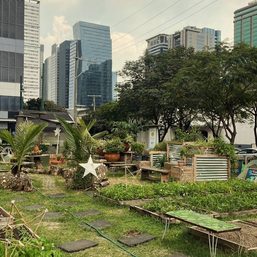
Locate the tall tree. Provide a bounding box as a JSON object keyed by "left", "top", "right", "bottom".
{"left": 118, "top": 47, "right": 195, "bottom": 141}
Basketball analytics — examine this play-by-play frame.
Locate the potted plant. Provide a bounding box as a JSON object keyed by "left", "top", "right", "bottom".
{"left": 131, "top": 142, "right": 145, "bottom": 161}
{"left": 123, "top": 135, "right": 134, "bottom": 152}
{"left": 104, "top": 138, "right": 125, "bottom": 162}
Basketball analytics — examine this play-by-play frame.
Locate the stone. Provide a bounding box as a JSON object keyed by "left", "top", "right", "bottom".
{"left": 59, "top": 239, "right": 98, "bottom": 253}
{"left": 44, "top": 212, "right": 64, "bottom": 220}
{"left": 75, "top": 209, "right": 101, "bottom": 218}
{"left": 88, "top": 220, "right": 112, "bottom": 230}
{"left": 118, "top": 233, "right": 155, "bottom": 247}
{"left": 24, "top": 205, "right": 44, "bottom": 211}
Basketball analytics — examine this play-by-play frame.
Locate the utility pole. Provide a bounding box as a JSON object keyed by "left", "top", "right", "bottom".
{"left": 87, "top": 95, "right": 102, "bottom": 111}
{"left": 74, "top": 53, "right": 79, "bottom": 122}
{"left": 19, "top": 75, "right": 24, "bottom": 112}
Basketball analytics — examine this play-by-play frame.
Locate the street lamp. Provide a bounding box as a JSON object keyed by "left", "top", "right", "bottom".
{"left": 87, "top": 95, "right": 102, "bottom": 111}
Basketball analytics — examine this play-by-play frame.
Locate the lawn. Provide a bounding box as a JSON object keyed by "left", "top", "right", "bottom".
{"left": 1, "top": 174, "right": 257, "bottom": 257}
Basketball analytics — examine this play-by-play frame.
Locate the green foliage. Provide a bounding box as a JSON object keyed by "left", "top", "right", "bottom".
{"left": 131, "top": 141, "right": 145, "bottom": 154}
{"left": 0, "top": 237, "right": 62, "bottom": 257}
{"left": 175, "top": 128, "right": 203, "bottom": 142}
{"left": 104, "top": 138, "right": 125, "bottom": 153}
{"left": 24, "top": 98, "right": 64, "bottom": 112}
{"left": 58, "top": 117, "right": 105, "bottom": 163}
{"left": 154, "top": 154, "right": 167, "bottom": 168}
{"left": 213, "top": 138, "right": 237, "bottom": 167}
{"left": 153, "top": 141, "right": 167, "bottom": 151}
{"left": 100, "top": 180, "right": 257, "bottom": 201}
{"left": 0, "top": 121, "right": 47, "bottom": 173}
{"left": 111, "top": 121, "right": 138, "bottom": 140}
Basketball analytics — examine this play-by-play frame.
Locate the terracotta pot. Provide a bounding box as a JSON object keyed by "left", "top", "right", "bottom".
{"left": 104, "top": 153, "right": 120, "bottom": 162}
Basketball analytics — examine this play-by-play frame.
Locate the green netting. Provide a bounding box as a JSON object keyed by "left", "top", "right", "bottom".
{"left": 166, "top": 210, "right": 241, "bottom": 233}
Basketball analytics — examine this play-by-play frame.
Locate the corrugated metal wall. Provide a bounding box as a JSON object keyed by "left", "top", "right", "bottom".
{"left": 195, "top": 156, "right": 229, "bottom": 181}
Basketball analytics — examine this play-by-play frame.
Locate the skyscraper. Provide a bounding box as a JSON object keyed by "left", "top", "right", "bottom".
{"left": 0, "top": 0, "right": 25, "bottom": 112}
{"left": 72, "top": 21, "right": 112, "bottom": 108}
{"left": 0, "top": 0, "right": 40, "bottom": 113}
{"left": 169, "top": 26, "right": 221, "bottom": 51}
{"left": 58, "top": 40, "right": 72, "bottom": 108}
{"left": 146, "top": 34, "right": 169, "bottom": 55}
{"left": 234, "top": 1, "right": 257, "bottom": 46}
{"left": 44, "top": 44, "right": 58, "bottom": 103}
{"left": 23, "top": 0, "right": 40, "bottom": 101}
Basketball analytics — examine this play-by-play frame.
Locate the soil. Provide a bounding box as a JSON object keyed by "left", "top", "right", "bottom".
{"left": 125, "top": 230, "right": 142, "bottom": 237}
{"left": 196, "top": 220, "right": 257, "bottom": 249}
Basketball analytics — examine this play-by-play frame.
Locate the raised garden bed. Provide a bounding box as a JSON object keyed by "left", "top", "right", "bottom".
{"left": 100, "top": 180, "right": 257, "bottom": 201}
{"left": 189, "top": 220, "right": 257, "bottom": 252}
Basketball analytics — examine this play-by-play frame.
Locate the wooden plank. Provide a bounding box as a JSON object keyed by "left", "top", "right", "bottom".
{"left": 141, "top": 167, "right": 169, "bottom": 174}
{"left": 166, "top": 210, "right": 241, "bottom": 233}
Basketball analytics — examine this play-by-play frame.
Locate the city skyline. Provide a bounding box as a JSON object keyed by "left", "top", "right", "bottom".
{"left": 41, "top": 0, "right": 248, "bottom": 71}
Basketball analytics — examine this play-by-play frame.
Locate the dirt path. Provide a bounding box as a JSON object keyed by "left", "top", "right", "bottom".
{"left": 37, "top": 174, "right": 64, "bottom": 194}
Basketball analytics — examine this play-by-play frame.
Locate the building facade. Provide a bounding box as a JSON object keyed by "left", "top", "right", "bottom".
{"left": 234, "top": 1, "right": 257, "bottom": 46}
{"left": 169, "top": 26, "right": 221, "bottom": 51}
{"left": 23, "top": 0, "right": 40, "bottom": 101}
{"left": 57, "top": 40, "right": 72, "bottom": 108}
{"left": 112, "top": 71, "right": 118, "bottom": 100}
{"left": 146, "top": 34, "right": 169, "bottom": 55}
{"left": 72, "top": 21, "right": 112, "bottom": 108}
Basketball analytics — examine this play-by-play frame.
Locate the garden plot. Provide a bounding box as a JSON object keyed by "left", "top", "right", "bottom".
{"left": 100, "top": 180, "right": 257, "bottom": 219}
{"left": 189, "top": 220, "right": 257, "bottom": 252}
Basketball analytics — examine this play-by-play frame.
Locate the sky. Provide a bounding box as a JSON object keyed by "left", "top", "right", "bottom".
{"left": 40, "top": 0, "right": 249, "bottom": 72}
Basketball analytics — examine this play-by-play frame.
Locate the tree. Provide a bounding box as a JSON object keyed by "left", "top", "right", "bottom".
{"left": 24, "top": 98, "right": 64, "bottom": 112}
{"left": 118, "top": 47, "right": 195, "bottom": 141}
{"left": 0, "top": 121, "right": 47, "bottom": 176}
{"left": 172, "top": 44, "right": 253, "bottom": 144}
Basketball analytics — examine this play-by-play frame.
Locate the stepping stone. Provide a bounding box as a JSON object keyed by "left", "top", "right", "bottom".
{"left": 14, "top": 197, "right": 26, "bottom": 203}
{"left": 59, "top": 239, "right": 98, "bottom": 253}
{"left": 47, "top": 193, "right": 66, "bottom": 199}
{"left": 88, "top": 220, "right": 112, "bottom": 230}
{"left": 118, "top": 233, "right": 155, "bottom": 247}
{"left": 24, "top": 205, "right": 44, "bottom": 211}
{"left": 61, "top": 202, "right": 77, "bottom": 207}
{"left": 44, "top": 212, "right": 64, "bottom": 220}
{"left": 75, "top": 209, "right": 101, "bottom": 218}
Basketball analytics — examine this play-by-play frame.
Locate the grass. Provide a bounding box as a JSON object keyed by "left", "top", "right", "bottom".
{"left": 0, "top": 174, "right": 257, "bottom": 257}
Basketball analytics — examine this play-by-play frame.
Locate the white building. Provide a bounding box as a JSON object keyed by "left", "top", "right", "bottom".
{"left": 169, "top": 26, "right": 221, "bottom": 51}
{"left": 146, "top": 34, "right": 169, "bottom": 55}
{"left": 44, "top": 44, "right": 58, "bottom": 103}
{"left": 23, "top": 0, "right": 40, "bottom": 101}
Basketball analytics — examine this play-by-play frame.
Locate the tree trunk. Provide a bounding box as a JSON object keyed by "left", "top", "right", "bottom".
{"left": 254, "top": 113, "right": 257, "bottom": 146}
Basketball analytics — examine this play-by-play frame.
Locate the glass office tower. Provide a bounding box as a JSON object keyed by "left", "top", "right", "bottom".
{"left": 73, "top": 21, "right": 112, "bottom": 108}
{"left": 0, "top": 0, "right": 24, "bottom": 111}
{"left": 234, "top": 2, "right": 257, "bottom": 46}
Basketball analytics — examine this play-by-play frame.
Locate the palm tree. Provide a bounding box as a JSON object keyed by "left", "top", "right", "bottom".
{"left": 0, "top": 121, "right": 47, "bottom": 176}
{"left": 58, "top": 117, "right": 106, "bottom": 163}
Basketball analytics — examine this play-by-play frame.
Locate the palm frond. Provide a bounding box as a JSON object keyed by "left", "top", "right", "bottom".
{"left": 14, "top": 122, "right": 47, "bottom": 170}
{"left": 0, "top": 130, "right": 14, "bottom": 148}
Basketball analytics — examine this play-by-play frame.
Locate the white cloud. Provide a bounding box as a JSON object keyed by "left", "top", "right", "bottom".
{"left": 40, "top": 16, "right": 72, "bottom": 58}
{"left": 112, "top": 32, "right": 146, "bottom": 71}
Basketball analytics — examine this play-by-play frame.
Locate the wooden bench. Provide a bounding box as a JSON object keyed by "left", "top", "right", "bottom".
{"left": 140, "top": 164, "right": 170, "bottom": 183}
